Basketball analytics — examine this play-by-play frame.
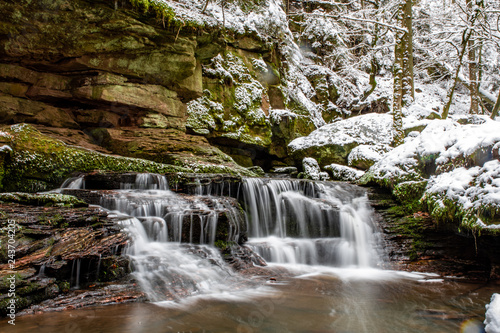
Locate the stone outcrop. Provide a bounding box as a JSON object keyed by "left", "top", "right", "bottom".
{"left": 0, "top": 200, "right": 131, "bottom": 316}
{"left": 288, "top": 113, "right": 393, "bottom": 167}
{"left": 0, "top": 0, "right": 260, "bottom": 177}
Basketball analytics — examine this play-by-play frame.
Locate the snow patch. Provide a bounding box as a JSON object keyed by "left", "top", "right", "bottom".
{"left": 324, "top": 164, "right": 365, "bottom": 182}
{"left": 485, "top": 293, "right": 500, "bottom": 333}
{"left": 0, "top": 145, "right": 12, "bottom": 152}
{"left": 289, "top": 113, "right": 393, "bottom": 152}
{"left": 302, "top": 157, "right": 329, "bottom": 181}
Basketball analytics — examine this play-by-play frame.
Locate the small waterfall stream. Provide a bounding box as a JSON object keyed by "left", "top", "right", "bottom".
{"left": 242, "top": 178, "right": 380, "bottom": 267}
{"left": 15, "top": 173, "right": 492, "bottom": 333}
{"left": 61, "top": 173, "right": 382, "bottom": 302}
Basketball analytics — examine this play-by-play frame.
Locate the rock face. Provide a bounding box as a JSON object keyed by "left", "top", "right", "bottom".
{"left": 0, "top": 124, "right": 191, "bottom": 192}
{"left": 0, "top": 0, "right": 256, "bottom": 176}
{"left": 0, "top": 199, "right": 132, "bottom": 316}
{"left": 361, "top": 116, "right": 500, "bottom": 232}
{"left": 370, "top": 189, "right": 500, "bottom": 282}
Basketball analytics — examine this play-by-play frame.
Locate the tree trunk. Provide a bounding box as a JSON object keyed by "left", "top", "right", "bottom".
{"left": 467, "top": 0, "right": 479, "bottom": 114}
{"left": 491, "top": 89, "right": 500, "bottom": 120}
{"left": 202, "top": 0, "right": 210, "bottom": 13}
{"left": 392, "top": 0, "right": 413, "bottom": 147}
{"left": 441, "top": 36, "right": 469, "bottom": 119}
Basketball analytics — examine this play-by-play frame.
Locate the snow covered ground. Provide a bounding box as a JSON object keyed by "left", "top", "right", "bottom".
{"left": 485, "top": 294, "right": 500, "bottom": 333}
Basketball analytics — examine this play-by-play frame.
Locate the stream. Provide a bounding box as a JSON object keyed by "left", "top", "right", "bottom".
{"left": 1, "top": 174, "right": 495, "bottom": 332}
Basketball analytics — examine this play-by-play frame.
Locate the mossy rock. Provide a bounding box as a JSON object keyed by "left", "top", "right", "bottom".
{"left": 1, "top": 123, "right": 191, "bottom": 192}
{"left": 0, "top": 192, "right": 87, "bottom": 208}
{"left": 392, "top": 180, "right": 428, "bottom": 214}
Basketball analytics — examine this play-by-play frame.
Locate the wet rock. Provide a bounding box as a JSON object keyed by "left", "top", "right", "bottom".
{"left": 369, "top": 188, "right": 500, "bottom": 282}
{"left": 0, "top": 192, "right": 87, "bottom": 207}
{"left": 0, "top": 123, "right": 189, "bottom": 192}
{"left": 0, "top": 202, "right": 130, "bottom": 316}
{"left": 166, "top": 173, "right": 243, "bottom": 197}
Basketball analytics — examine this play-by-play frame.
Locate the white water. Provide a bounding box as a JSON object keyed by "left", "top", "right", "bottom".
{"left": 242, "top": 178, "right": 380, "bottom": 268}
{"left": 96, "top": 174, "right": 246, "bottom": 301}
{"left": 120, "top": 173, "right": 169, "bottom": 191}
{"left": 58, "top": 173, "right": 384, "bottom": 302}
{"left": 60, "top": 175, "right": 85, "bottom": 189}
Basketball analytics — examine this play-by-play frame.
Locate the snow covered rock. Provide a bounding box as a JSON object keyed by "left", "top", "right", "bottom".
{"left": 288, "top": 113, "right": 393, "bottom": 167}
{"left": 348, "top": 144, "right": 391, "bottom": 170}
{"left": 324, "top": 163, "right": 365, "bottom": 182}
{"left": 423, "top": 160, "right": 500, "bottom": 230}
{"left": 302, "top": 157, "right": 329, "bottom": 181}
{"left": 485, "top": 294, "right": 500, "bottom": 333}
{"left": 363, "top": 117, "right": 500, "bottom": 187}
{"left": 362, "top": 116, "right": 500, "bottom": 231}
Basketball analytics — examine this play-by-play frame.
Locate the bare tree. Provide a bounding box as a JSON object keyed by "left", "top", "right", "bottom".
{"left": 393, "top": 0, "right": 414, "bottom": 146}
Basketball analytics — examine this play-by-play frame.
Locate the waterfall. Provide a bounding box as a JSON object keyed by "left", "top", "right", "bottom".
{"left": 95, "top": 175, "right": 244, "bottom": 301}
{"left": 242, "top": 178, "right": 380, "bottom": 268}
{"left": 57, "top": 173, "right": 382, "bottom": 302}
{"left": 120, "top": 173, "right": 169, "bottom": 191}
{"left": 60, "top": 175, "right": 85, "bottom": 189}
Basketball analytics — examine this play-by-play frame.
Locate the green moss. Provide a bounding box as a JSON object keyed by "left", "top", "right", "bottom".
{"left": 58, "top": 281, "right": 70, "bottom": 293}
{"left": 392, "top": 180, "right": 427, "bottom": 213}
{"left": 385, "top": 210, "right": 433, "bottom": 261}
{"left": 0, "top": 192, "right": 87, "bottom": 208}
{"left": 187, "top": 51, "right": 273, "bottom": 149}
{"left": 1, "top": 124, "right": 191, "bottom": 192}
{"left": 214, "top": 240, "right": 236, "bottom": 250}
{"left": 127, "top": 0, "right": 204, "bottom": 28}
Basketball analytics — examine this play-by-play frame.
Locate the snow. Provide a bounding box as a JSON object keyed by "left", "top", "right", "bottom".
{"left": 0, "top": 145, "right": 12, "bottom": 152}
{"left": 288, "top": 113, "right": 393, "bottom": 152}
{"left": 485, "top": 294, "right": 500, "bottom": 333}
{"left": 348, "top": 144, "right": 390, "bottom": 169}
{"left": 0, "top": 131, "right": 11, "bottom": 139}
{"left": 368, "top": 116, "right": 500, "bottom": 183}
{"left": 324, "top": 164, "right": 365, "bottom": 182}
{"left": 269, "top": 109, "right": 297, "bottom": 124}
{"left": 302, "top": 158, "right": 329, "bottom": 181}
{"left": 425, "top": 166, "right": 481, "bottom": 210}
{"left": 362, "top": 114, "right": 500, "bottom": 229}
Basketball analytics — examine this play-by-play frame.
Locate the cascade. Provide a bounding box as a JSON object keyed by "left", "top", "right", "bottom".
{"left": 57, "top": 173, "right": 382, "bottom": 302}
{"left": 241, "top": 178, "right": 380, "bottom": 267}
{"left": 95, "top": 174, "right": 244, "bottom": 301}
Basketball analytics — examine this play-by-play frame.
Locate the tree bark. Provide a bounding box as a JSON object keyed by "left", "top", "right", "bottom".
{"left": 467, "top": 0, "right": 479, "bottom": 114}
{"left": 441, "top": 34, "right": 470, "bottom": 119}
{"left": 202, "top": 0, "right": 210, "bottom": 13}
{"left": 392, "top": 0, "right": 413, "bottom": 147}
{"left": 491, "top": 89, "right": 500, "bottom": 120}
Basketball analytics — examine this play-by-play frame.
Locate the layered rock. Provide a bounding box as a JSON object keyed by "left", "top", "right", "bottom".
{"left": 0, "top": 0, "right": 256, "bottom": 176}
{"left": 0, "top": 198, "right": 132, "bottom": 316}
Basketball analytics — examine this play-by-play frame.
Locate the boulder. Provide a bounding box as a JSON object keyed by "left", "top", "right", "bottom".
{"left": 324, "top": 163, "right": 365, "bottom": 182}
{"left": 302, "top": 157, "right": 329, "bottom": 181}
{"left": 348, "top": 144, "right": 391, "bottom": 170}
{"left": 289, "top": 113, "right": 393, "bottom": 167}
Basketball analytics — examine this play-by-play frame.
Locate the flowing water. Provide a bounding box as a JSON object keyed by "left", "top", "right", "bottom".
{"left": 3, "top": 174, "right": 495, "bottom": 332}
{"left": 242, "top": 178, "right": 380, "bottom": 267}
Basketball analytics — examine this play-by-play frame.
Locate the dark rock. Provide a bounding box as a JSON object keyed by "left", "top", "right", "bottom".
{"left": 0, "top": 202, "right": 130, "bottom": 316}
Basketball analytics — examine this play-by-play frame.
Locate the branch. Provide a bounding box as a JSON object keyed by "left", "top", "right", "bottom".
{"left": 289, "top": 12, "right": 408, "bottom": 33}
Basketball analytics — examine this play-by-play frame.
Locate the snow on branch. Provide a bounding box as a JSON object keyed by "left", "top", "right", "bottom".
{"left": 289, "top": 12, "right": 408, "bottom": 33}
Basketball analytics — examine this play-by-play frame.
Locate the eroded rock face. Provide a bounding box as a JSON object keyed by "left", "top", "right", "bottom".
{"left": 0, "top": 202, "right": 131, "bottom": 316}
{"left": 0, "top": 0, "right": 288, "bottom": 171}
{"left": 0, "top": 0, "right": 251, "bottom": 175}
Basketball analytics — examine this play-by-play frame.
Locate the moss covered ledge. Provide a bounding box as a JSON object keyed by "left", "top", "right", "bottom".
{"left": 0, "top": 124, "right": 191, "bottom": 192}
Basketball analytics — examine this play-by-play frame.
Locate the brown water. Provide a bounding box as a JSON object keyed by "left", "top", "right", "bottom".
{"left": 2, "top": 268, "right": 496, "bottom": 333}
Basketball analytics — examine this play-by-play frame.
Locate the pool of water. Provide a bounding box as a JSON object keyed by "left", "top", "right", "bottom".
{"left": 3, "top": 267, "right": 496, "bottom": 333}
